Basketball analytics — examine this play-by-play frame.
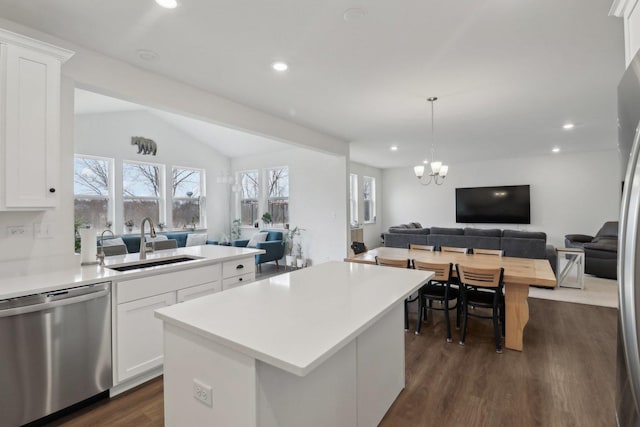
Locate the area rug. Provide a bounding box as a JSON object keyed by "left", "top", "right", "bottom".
{"left": 528, "top": 275, "right": 618, "bottom": 308}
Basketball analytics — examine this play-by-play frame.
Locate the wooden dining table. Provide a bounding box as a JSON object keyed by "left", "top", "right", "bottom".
{"left": 344, "top": 247, "right": 557, "bottom": 351}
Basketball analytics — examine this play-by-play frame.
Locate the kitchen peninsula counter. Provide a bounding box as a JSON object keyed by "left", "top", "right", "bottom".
{"left": 0, "top": 245, "right": 264, "bottom": 299}
{"left": 155, "top": 261, "right": 432, "bottom": 427}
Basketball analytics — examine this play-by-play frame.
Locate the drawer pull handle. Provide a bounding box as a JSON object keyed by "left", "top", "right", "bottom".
{"left": 236, "top": 264, "right": 244, "bottom": 269}
{"left": 239, "top": 277, "right": 243, "bottom": 282}
{"left": 49, "top": 188, "right": 56, "bottom": 193}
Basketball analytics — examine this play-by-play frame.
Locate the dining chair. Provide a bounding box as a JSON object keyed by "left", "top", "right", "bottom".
{"left": 441, "top": 246, "right": 469, "bottom": 254}
{"left": 455, "top": 264, "right": 505, "bottom": 353}
{"left": 153, "top": 239, "right": 178, "bottom": 251}
{"left": 473, "top": 248, "right": 504, "bottom": 256}
{"left": 413, "top": 260, "right": 458, "bottom": 341}
{"left": 375, "top": 256, "right": 413, "bottom": 331}
{"left": 409, "top": 244, "right": 434, "bottom": 251}
{"left": 101, "top": 244, "right": 127, "bottom": 256}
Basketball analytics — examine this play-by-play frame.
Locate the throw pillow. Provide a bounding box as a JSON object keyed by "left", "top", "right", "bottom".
{"left": 186, "top": 233, "right": 208, "bottom": 247}
{"left": 247, "top": 232, "right": 269, "bottom": 248}
{"left": 146, "top": 235, "right": 168, "bottom": 242}
{"left": 102, "top": 237, "right": 126, "bottom": 247}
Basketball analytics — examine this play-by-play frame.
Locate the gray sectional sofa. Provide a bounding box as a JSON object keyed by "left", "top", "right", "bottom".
{"left": 383, "top": 223, "right": 557, "bottom": 272}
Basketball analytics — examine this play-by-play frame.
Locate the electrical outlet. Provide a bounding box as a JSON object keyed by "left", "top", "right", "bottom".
{"left": 193, "top": 379, "right": 213, "bottom": 407}
{"left": 7, "top": 225, "right": 27, "bottom": 237}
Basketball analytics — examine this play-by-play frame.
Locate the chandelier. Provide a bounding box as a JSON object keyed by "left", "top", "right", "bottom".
{"left": 414, "top": 97, "right": 448, "bottom": 185}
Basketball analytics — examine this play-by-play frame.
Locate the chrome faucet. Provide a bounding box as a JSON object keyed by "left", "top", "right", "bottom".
{"left": 97, "top": 229, "right": 115, "bottom": 267}
{"left": 139, "top": 217, "right": 157, "bottom": 260}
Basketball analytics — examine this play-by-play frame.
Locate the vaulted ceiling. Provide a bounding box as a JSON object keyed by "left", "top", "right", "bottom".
{"left": 0, "top": 0, "right": 624, "bottom": 167}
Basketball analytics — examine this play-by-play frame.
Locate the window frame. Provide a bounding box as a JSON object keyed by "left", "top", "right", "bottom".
{"left": 349, "top": 173, "right": 358, "bottom": 226}
{"left": 73, "top": 154, "right": 114, "bottom": 232}
{"left": 171, "top": 165, "right": 206, "bottom": 230}
{"left": 122, "top": 159, "right": 165, "bottom": 232}
{"left": 363, "top": 175, "right": 376, "bottom": 224}
{"left": 238, "top": 169, "right": 260, "bottom": 227}
{"left": 266, "top": 166, "right": 289, "bottom": 227}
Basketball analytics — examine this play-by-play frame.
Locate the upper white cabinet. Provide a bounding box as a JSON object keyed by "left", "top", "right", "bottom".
{"left": 611, "top": 0, "right": 640, "bottom": 65}
{"left": 0, "top": 29, "right": 73, "bottom": 209}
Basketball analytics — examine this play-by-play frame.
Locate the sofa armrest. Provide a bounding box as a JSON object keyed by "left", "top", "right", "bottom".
{"left": 256, "top": 240, "right": 285, "bottom": 257}
{"left": 232, "top": 239, "right": 250, "bottom": 247}
{"left": 564, "top": 234, "right": 594, "bottom": 243}
{"left": 206, "top": 240, "right": 218, "bottom": 245}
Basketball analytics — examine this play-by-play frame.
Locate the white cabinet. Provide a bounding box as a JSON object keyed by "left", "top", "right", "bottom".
{"left": 222, "top": 256, "right": 255, "bottom": 290}
{"left": 177, "top": 281, "right": 221, "bottom": 303}
{"left": 0, "top": 29, "right": 73, "bottom": 210}
{"left": 114, "top": 264, "right": 222, "bottom": 385}
{"left": 116, "top": 292, "right": 176, "bottom": 382}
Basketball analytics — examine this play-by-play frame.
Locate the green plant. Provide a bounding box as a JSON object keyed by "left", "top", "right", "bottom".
{"left": 74, "top": 218, "right": 86, "bottom": 253}
{"left": 284, "top": 226, "right": 303, "bottom": 256}
{"left": 124, "top": 219, "right": 134, "bottom": 228}
{"left": 231, "top": 219, "right": 242, "bottom": 241}
{"left": 261, "top": 212, "right": 272, "bottom": 225}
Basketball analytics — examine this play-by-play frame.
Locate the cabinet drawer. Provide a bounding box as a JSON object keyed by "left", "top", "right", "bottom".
{"left": 222, "top": 257, "right": 254, "bottom": 279}
{"left": 117, "top": 264, "right": 221, "bottom": 304}
{"left": 222, "top": 272, "right": 255, "bottom": 290}
{"left": 177, "top": 281, "right": 221, "bottom": 303}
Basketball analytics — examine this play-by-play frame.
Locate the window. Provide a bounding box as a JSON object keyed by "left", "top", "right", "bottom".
{"left": 349, "top": 173, "right": 358, "bottom": 226}
{"left": 267, "top": 167, "right": 289, "bottom": 226}
{"left": 74, "top": 155, "right": 112, "bottom": 230}
{"left": 239, "top": 171, "right": 259, "bottom": 226}
{"left": 172, "top": 167, "right": 204, "bottom": 229}
{"left": 363, "top": 176, "right": 376, "bottom": 223}
{"left": 123, "top": 161, "right": 163, "bottom": 231}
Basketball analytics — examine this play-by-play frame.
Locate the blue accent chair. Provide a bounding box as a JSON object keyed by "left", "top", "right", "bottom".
{"left": 232, "top": 230, "right": 284, "bottom": 269}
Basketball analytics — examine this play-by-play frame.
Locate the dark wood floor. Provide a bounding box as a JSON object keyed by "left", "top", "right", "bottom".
{"left": 46, "top": 298, "right": 617, "bottom": 427}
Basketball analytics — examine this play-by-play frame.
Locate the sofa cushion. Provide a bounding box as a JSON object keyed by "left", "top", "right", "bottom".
{"left": 464, "top": 228, "right": 502, "bottom": 237}
{"left": 428, "top": 234, "right": 501, "bottom": 251}
{"left": 430, "top": 227, "right": 464, "bottom": 235}
{"left": 247, "top": 232, "right": 269, "bottom": 248}
{"left": 384, "top": 233, "right": 429, "bottom": 248}
{"left": 501, "top": 238, "right": 546, "bottom": 259}
{"left": 165, "top": 232, "right": 190, "bottom": 247}
{"left": 584, "top": 241, "right": 618, "bottom": 254}
{"left": 409, "top": 222, "right": 423, "bottom": 228}
{"left": 596, "top": 221, "right": 618, "bottom": 238}
{"left": 186, "top": 233, "right": 208, "bottom": 247}
{"left": 502, "top": 230, "right": 546, "bottom": 241}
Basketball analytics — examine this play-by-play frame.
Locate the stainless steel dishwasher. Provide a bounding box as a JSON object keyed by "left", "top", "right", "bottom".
{"left": 0, "top": 282, "right": 112, "bottom": 426}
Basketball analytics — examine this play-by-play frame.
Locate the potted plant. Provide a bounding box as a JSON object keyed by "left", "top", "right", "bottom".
{"left": 261, "top": 212, "right": 272, "bottom": 228}
{"left": 157, "top": 222, "right": 166, "bottom": 232}
{"left": 124, "top": 219, "right": 134, "bottom": 233}
{"left": 231, "top": 219, "right": 241, "bottom": 241}
{"left": 284, "top": 226, "right": 299, "bottom": 267}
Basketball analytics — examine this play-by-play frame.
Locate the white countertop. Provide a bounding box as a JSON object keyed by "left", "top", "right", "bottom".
{"left": 0, "top": 245, "right": 264, "bottom": 300}
{"left": 155, "top": 261, "right": 432, "bottom": 376}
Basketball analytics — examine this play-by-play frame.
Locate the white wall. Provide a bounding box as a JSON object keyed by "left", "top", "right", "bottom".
{"left": 232, "top": 148, "right": 348, "bottom": 264}
{"left": 0, "top": 18, "right": 347, "bottom": 268}
{"left": 349, "top": 162, "right": 383, "bottom": 249}
{"left": 382, "top": 150, "right": 621, "bottom": 247}
{"left": 75, "top": 110, "right": 230, "bottom": 238}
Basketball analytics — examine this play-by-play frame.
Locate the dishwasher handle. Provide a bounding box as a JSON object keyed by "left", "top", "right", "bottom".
{"left": 0, "top": 286, "right": 110, "bottom": 318}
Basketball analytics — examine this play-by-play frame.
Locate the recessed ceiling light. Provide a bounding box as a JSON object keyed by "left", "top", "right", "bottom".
{"left": 552, "top": 147, "right": 560, "bottom": 153}
{"left": 155, "top": 0, "right": 177, "bottom": 8}
{"left": 390, "top": 145, "right": 398, "bottom": 151}
{"left": 423, "top": 160, "right": 428, "bottom": 164}
{"left": 343, "top": 8, "right": 366, "bottom": 22}
{"left": 137, "top": 49, "right": 158, "bottom": 61}
{"left": 562, "top": 123, "right": 575, "bottom": 130}
{"left": 272, "top": 62, "right": 289, "bottom": 72}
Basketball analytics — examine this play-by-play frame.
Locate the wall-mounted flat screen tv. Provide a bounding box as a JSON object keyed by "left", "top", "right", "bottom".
{"left": 456, "top": 185, "right": 530, "bottom": 224}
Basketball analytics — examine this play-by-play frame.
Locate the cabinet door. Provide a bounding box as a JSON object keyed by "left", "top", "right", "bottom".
{"left": 177, "top": 281, "right": 221, "bottom": 303}
{"left": 116, "top": 292, "right": 177, "bottom": 383}
{"left": 2, "top": 44, "right": 61, "bottom": 208}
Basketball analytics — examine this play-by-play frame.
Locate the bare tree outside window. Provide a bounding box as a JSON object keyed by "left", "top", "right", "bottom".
{"left": 363, "top": 176, "right": 376, "bottom": 223}
{"left": 267, "top": 167, "right": 289, "bottom": 225}
{"left": 123, "top": 161, "right": 163, "bottom": 231}
{"left": 74, "top": 156, "right": 111, "bottom": 231}
{"left": 172, "top": 167, "right": 203, "bottom": 229}
{"left": 240, "top": 171, "right": 259, "bottom": 226}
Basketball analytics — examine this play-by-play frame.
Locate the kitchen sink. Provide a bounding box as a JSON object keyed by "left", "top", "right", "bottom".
{"left": 107, "top": 256, "right": 202, "bottom": 272}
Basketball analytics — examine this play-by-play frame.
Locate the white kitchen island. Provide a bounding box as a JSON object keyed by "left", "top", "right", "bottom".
{"left": 155, "top": 261, "right": 432, "bottom": 427}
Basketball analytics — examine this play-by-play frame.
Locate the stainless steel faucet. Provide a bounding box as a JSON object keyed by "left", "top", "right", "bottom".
{"left": 139, "top": 217, "right": 157, "bottom": 260}
{"left": 97, "top": 229, "right": 115, "bottom": 267}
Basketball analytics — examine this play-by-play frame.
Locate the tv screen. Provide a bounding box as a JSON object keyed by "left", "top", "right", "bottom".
{"left": 456, "top": 185, "right": 530, "bottom": 224}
